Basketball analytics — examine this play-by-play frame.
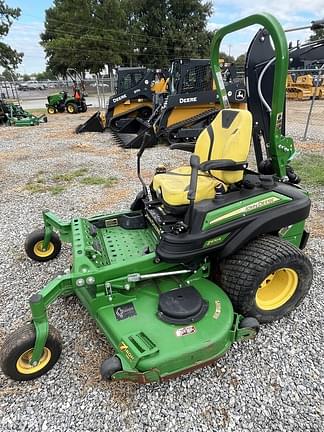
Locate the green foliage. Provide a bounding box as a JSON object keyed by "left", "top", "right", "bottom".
{"left": 292, "top": 154, "right": 324, "bottom": 186}
{"left": 34, "top": 69, "right": 57, "bottom": 81}
{"left": 1, "top": 68, "right": 15, "bottom": 80}
{"left": 0, "top": 1, "right": 23, "bottom": 69}
{"left": 80, "top": 176, "right": 118, "bottom": 187}
{"left": 235, "top": 53, "right": 246, "bottom": 66}
{"left": 24, "top": 168, "right": 117, "bottom": 195}
{"left": 53, "top": 168, "right": 88, "bottom": 181}
{"left": 22, "top": 73, "right": 31, "bottom": 81}
{"left": 309, "top": 27, "right": 324, "bottom": 41}
{"left": 41, "top": 0, "right": 127, "bottom": 74}
{"left": 41, "top": 0, "right": 213, "bottom": 72}
{"left": 125, "top": 0, "right": 213, "bottom": 68}
{"left": 219, "top": 51, "right": 235, "bottom": 63}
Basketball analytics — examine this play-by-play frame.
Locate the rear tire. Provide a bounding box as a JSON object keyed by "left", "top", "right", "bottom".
{"left": 220, "top": 235, "right": 313, "bottom": 323}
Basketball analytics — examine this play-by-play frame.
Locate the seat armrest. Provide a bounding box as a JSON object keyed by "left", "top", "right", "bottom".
{"left": 187, "top": 155, "right": 200, "bottom": 201}
{"left": 199, "top": 159, "right": 248, "bottom": 172}
{"left": 169, "top": 143, "right": 195, "bottom": 152}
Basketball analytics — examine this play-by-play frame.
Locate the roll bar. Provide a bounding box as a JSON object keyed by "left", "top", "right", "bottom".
{"left": 210, "top": 13, "right": 292, "bottom": 178}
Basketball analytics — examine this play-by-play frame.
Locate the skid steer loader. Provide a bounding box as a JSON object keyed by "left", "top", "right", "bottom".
{"left": 113, "top": 58, "right": 247, "bottom": 148}
{"left": 76, "top": 67, "right": 168, "bottom": 133}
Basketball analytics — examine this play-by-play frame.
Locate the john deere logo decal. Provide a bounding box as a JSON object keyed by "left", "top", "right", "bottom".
{"left": 179, "top": 97, "right": 197, "bottom": 104}
{"left": 235, "top": 89, "right": 246, "bottom": 101}
{"left": 112, "top": 94, "right": 127, "bottom": 103}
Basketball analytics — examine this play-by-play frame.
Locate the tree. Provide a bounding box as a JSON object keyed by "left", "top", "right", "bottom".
{"left": 125, "top": 0, "right": 213, "bottom": 68}
{"left": 235, "top": 53, "right": 246, "bottom": 66}
{"left": 41, "top": 0, "right": 214, "bottom": 72}
{"left": 34, "top": 69, "right": 57, "bottom": 81}
{"left": 219, "top": 51, "right": 235, "bottom": 64}
{"left": 309, "top": 26, "right": 324, "bottom": 41}
{"left": 1, "top": 69, "right": 13, "bottom": 81}
{"left": 0, "top": 1, "right": 23, "bottom": 69}
{"left": 41, "top": 0, "right": 128, "bottom": 75}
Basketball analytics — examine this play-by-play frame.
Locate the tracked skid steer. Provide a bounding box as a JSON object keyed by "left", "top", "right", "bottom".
{"left": 76, "top": 67, "right": 168, "bottom": 133}
{"left": 114, "top": 58, "right": 247, "bottom": 149}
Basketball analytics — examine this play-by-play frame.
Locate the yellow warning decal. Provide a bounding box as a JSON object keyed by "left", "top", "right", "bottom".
{"left": 119, "top": 341, "right": 135, "bottom": 361}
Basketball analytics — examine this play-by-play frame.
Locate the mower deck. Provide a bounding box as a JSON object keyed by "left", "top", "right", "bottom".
{"left": 24, "top": 209, "right": 256, "bottom": 383}
{"left": 96, "top": 277, "right": 236, "bottom": 382}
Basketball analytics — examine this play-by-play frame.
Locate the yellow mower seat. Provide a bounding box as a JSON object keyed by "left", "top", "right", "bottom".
{"left": 153, "top": 109, "right": 252, "bottom": 207}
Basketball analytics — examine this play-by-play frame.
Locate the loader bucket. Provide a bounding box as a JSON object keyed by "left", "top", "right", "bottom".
{"left": 75, "top": 111, "right": 105, "bottom": 133}
{"left": 110, "top": 116, "right": 147, "bottom": 133}
{"left": 113, "top": 120, "right": 157, "bottom": 148}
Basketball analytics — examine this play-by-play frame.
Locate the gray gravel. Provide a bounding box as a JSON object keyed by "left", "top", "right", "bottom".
{"left": 286, "top": 99, "right": 324, "bottom": 145}
{"left": 0, "top": 110, "right": 323, "bottom": 432}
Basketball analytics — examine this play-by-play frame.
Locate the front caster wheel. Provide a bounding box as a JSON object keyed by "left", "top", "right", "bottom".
{"left": 100, "top": 356, "right": 122, "bottom": 380}
{"left": 239, "top": 317, "right": 260, "bottom": 333}
{"left": 0, "top": 324, "right": 62, "bottom": 381}
{"left": 25, "top": 228, "right": 61, "bottom": 262}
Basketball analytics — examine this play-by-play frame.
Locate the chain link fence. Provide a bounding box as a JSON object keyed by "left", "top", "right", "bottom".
{"left": 1, "top": 76, "right": 117, "bottom": 109}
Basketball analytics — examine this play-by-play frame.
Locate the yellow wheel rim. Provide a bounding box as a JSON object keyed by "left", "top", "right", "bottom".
{"left": 67, "top": 105, "right": 74, "bottom": 113}
{"left": 256, "top": 268, "right": 298, "bottom": 310}
{"left": 48, "top": 107, "right": 55, "bottom": 114}
{"left": 16, "top": 348, "right": 51, "bottom": 375}
{"left": 33, "top": 240, "right": 55, "bottom": 258}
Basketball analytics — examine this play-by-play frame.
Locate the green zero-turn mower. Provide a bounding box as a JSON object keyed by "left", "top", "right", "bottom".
{"left": 0, "top": 13, "right": 313, "bottom": 383}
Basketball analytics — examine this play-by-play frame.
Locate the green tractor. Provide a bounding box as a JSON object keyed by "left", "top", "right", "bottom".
{"left": 46, "top": 90, "right": 87, "bottom": 115}
{"left": 46, "top": 69, "right": 88, "bottom": 115}
{"left": 0, "top": 14, "right": 314, "bottom": 383}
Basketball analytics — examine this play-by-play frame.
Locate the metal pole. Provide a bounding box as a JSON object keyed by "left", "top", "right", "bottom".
{"left": 302, "top": 65, "right": 324, "bottom": 140}
{"left": 10, "top": 70, "right": 21, "bottom": 105}
{"left": 101, "top": 76, "right": 105, "bottom": 108}
{"left": 95, "top": 74, "right": 101, "bottom": 109}
{"left": 288, "top": 68, "right": 324, "bottom": 73}
{"left": 285, "top": 25, "right": 310, "bottom": 33}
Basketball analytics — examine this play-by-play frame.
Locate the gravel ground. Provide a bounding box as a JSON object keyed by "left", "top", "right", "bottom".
{"left": 0, "top": 106, "right": 323, "bottom": 432}
{"left": 286, "top": 99, "right": 324, "bottom": 143}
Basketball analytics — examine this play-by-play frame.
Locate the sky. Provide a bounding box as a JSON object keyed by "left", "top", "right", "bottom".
{"left": 2, "top": 0, "right": 324, "bottom": 74}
